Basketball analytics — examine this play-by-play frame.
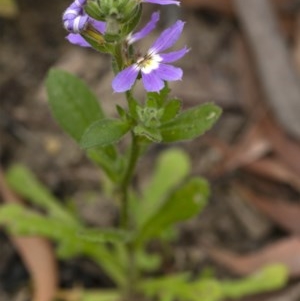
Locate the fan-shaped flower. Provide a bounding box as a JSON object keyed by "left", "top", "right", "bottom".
{"left": 112, "top": 19, "right": 188, "bottom": 92}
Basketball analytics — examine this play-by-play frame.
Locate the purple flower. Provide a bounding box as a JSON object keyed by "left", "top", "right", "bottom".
{"left": 112, "top": 19, "right": 188, "bottom": 93}
{"left": 63, "top": 0, "right": 106, "bottom": 47}
{"left": 142, "top": 0, "right": 180, "bottom": 5}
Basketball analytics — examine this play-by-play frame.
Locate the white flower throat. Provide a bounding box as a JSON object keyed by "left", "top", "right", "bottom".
{"left": 136, "top": 53, "right": 162, "bottom": 74}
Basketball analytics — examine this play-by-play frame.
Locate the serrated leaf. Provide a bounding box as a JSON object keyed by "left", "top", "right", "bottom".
{"left": 160, "top": 103, "right": 221, "bottom": 143}
{"left": 5, "top": 164, "right": 77, "bottom": 225}
{"left": 161, "top": 99, "right": 182, "bottom": 123}
{"left": 81, "top": 118, "right": 131, "bottom": 149}
{"left": 147, "top": 85, "right": 170, "bottom": 107}
{"left": 136, "top": 178, "right": 209, "bottom": 244}
{"left": 136, "top": 148, "right": 191, "bottom": 227}
{"left": 46, "top": 69, "right": 104, "bottom": 142}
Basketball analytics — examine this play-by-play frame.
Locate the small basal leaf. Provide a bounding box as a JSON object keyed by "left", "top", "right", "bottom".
{"left": 0, "top": 204, "right": 127, "bottom": 287}
{"left": 5, "top": 164, "right": 77, "bottom": 225}
{"left": 136, "top": 177, "right": 210, "bottom": 244}
{"left": 80, "top": 290, "right": 121, "bottom": 301}
{"left": 46, "top": 69, "right": 104, "bottom": 142}
{"left": 136, "top": 148, "right": 190, "bottom": 227}
{"left": 80, "top": 118, "right": 131, "bottom": 149}
{"left": 77, "top": 228, "right": 130, "bottom": 244}
{"left": 160, "top": 103, "right": 221, "bottom": 143}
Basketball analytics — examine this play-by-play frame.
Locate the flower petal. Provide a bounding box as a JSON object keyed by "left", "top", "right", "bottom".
{"left": 155, "top": 63, "right": 182, "bottom": 81}
{"left": 141, "top": 70, "right": 164, "bottom": 92}
{"left": 142, "top": 0, "right": 180, "bottom": 5}
{"left": 91, "top": 19, "right": 106, "bottom": 34}
{"left": 160, "top": 46, "right": 189, "bottom": 63}
{"left": 127, "top": 12, "right": 160, "bottom": 45}
{"left": 66, "top": 33, "right": 90, "bottom": 47}
{"left": 149, "top": 20, "right": 185, "bottom": 54}
{"left": 112, "top": 65, "right": 139, "bottom": 93}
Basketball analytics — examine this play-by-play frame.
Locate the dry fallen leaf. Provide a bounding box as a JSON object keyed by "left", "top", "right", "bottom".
{"left": 238, "top": 184, "right": 300, "bottom": 235}
{"left": 208, "top": 236, "right": 300, "bottom": 278}
{"left": 245, "top": 158, "right": 300, "bottom": 192}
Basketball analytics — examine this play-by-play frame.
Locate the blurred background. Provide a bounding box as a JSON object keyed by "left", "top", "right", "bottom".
{"left": 1, "top": 0, "right": 300, "bottom": 300}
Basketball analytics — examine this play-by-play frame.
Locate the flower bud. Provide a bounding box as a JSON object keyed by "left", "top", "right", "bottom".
{"left": 86, "top": 0, "right": 139, "bottom": 24}
{"left": 85, "top": 0, "right": 104, "bottom": 21}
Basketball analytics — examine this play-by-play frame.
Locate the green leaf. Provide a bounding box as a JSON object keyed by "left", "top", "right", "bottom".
{"left": 136, "top": 177, "right": 209, "bottom": 245}
{"left": 88, "top": 147, "right": 124, "bottom": 183}
{"left": 136, "top": 148, "right": 191, "bottom": 227}
{"left": 221, "top": 264, "right": 288, "bottom": 299}
{"left": 161, "top": 99, "right": 182, "bottom": 123}
{"left": 77, "top": 228, "right": 130, "bottom": 244}
{"left": 80, "top": 290, "right": 120, "bottom": 301}
{"left": 133, "top": 125, "right": 162, "bottom": 142}
{"left": 140, "top": 264, "right": 287, "bottom": 301}
{"left": 160, "top": 103, "right": 221, "bottom": 143}
{"left": 136, "top": 249, "right": 162, "bottom": 272}
{"left": 5, "top": 164, "right": 77, "bottom": 225}
{"left": 81, "top": 118, "right": 131, "bottom": 149}
{"left": 46, "top": 69, "right": 104, "bottom": 142}
{"left": 147, "top": 85, "right": 170, "bottom": 107}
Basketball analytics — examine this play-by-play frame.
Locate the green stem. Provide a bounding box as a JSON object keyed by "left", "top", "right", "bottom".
{"left": 118, "top": 132, "right": 140, "bottom": 300}
{"left": 120, "top": 132, "right": 140, "bottom": 229}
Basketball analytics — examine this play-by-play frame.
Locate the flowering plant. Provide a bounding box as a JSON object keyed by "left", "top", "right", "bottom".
{"left": 0, "top": 0, "right": 288, "bottom": 300}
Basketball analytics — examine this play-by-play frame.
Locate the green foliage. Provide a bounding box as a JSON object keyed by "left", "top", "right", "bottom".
{"left": 131, "top": 89, "right": 221, "bottom": 144}
{"left": 81, "top": 118, "right": 131, "bottom": 149}
{"left": 135, "top": 177, "right": 209, "bottom": 245}
{"left": 46, "top": 69, "right": 104, "bottom": 142}
{"left": 78, "top": 228, "right": 130, "bottom": 244}
{"left": 137, "top": 148, "right": 191, "bottom": 227}
{"left": 0, "top": 203, "right": 127, "bottom": 287}
{"left": 6, "top": 164, "right": 77, "bottom": 225}
{"left": 160, "top": 99, "right": 182, "bottom": 123}
{"left": 46, "top": 69, "right": 123, "bottom": 182}
{"left": 160, "top": 103, "right": 221, "bottom": 142}
{"left": 2, "top": 165, "right": 129, "bottom": 286}
{"left": 140, "top": 265, "right": 288, "bottom": 301}
{"left": 80, "top": 290, "right": 120, "bottom": 301}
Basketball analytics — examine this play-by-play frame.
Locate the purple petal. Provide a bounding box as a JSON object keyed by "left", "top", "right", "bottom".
{"left": 66, "top": 33, "right": 90, "bottom": 47}
{"left": 64, "top": 15, "right": 89, "bottom": 33}
{"left": 149, "top": 20, "right": 185, "bottom": 54}
{"left": 112, "top": 65, "right": 140, "bottom": 93}
{"left": 141, "top": 70, "right": 164, "bottom": 92}
{"left": 74, "top": 0, "right": 87, "bottom": 6}
{"left": 127, "top": 12, "right": 160, "bottom": 45}
{"left": 142, "top": 0, "right": 180, "bottom": 5}
{"left": 155, "top": 63, "right": 182, "bottom": 81}
{"left": 91, "top": 19, "right": 106, "bottom": 34}
{"left": 160, "top": 46, "right": 189, "bottom": 63}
